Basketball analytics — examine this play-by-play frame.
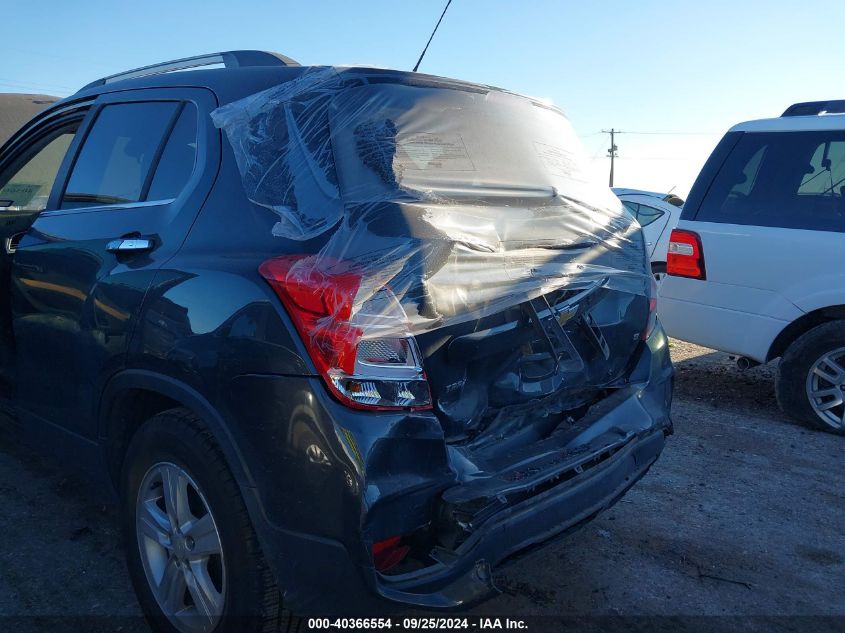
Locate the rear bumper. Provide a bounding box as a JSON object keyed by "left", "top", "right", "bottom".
{"left": 242, "top": 327, "right": 673, "bottom": 614}
{"left": 376, "top": 426, "right": 666, "bottom": 608}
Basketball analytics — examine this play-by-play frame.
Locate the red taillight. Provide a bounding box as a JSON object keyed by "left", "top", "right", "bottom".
{"left": 259, "top": 255, "right": 432, "bottom": 411}
{"left": 372, "top": 536, "right": 410, "bottom": 572}
{"left": 259, "top": 255, "right": 362, "bottom": 375}
{"left": 667, "top": 229, "right": 705, "bottom": 280}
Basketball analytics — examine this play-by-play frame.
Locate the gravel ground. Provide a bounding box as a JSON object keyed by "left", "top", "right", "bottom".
{"left": 0, "top": 341, "right": 843, "bottom": 632}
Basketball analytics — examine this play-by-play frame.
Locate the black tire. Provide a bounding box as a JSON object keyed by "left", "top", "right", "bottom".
{"left": 776, "top": 321, "right": 845, "bottom": 436}
{"left": 120, "top": 407, "right": 297, "bottom": 633}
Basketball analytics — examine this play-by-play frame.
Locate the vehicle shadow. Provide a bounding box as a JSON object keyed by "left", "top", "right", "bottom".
{"left": 669, "top": 344, "right": 790, "bottom": 423}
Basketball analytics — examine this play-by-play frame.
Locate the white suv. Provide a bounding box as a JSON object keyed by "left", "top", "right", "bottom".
{"left": 659, "top": 100, "right": 845, "bottom": 435}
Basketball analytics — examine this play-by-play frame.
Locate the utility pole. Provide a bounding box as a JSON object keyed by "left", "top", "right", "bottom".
{"left": 602, "top": 128, "right": 620, "bottom": 187}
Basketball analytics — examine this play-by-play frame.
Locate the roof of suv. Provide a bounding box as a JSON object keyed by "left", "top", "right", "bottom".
{"left": 10, "top": 51, "right": 566, "bottom": 154}
{"left": 60, "top": 50, "right": 540, "bottom": 113}
{"left": 730, "top": 99, "right": 845, "bottom": 134}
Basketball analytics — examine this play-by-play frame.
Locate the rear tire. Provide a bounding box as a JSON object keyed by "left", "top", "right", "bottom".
{"left": 776, "top": 321, "right": 845, "bottom": 435}
{"left": 120, "top": 408, "right": 295, "bottom": 633}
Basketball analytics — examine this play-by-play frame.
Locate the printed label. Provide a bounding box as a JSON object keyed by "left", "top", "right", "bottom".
{"left": 395, "top": 134, "right": 475, "bottom": 171}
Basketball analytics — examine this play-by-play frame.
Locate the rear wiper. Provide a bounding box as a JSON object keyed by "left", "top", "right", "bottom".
{"left": 539, "top": 239, "right": 599, "bottom": 250}
{"left": 504, "top": 238, "right": 599, "bottom": 251}
{"left": 422, "top": 182, "right": 559, "bottom": 200}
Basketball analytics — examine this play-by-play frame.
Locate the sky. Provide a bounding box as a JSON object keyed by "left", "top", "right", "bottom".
{"left": 3, "top": 0, "right": 844, "bottom": 198}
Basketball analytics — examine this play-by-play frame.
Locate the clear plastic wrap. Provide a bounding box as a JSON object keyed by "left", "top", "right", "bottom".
{"left": 212, "top": 67, "right": 651, "bottom": 418}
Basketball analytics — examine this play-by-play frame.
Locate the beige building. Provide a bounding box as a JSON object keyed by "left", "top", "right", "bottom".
{"left": 0, "top": 94, "right": 59, "bottom": 147}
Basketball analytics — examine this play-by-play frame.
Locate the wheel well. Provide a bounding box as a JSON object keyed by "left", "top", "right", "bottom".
{"left": 103, "top": 388, "right": 182, "bottom": 486}
{"left": 767, "top": 305, "right": 845, "bottom": 362}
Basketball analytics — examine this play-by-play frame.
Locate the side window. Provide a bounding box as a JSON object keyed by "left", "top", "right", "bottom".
{"left": 61, "top": 102, "right": 179, "bottom": 209}
{"left": 635, "top": 204, "right": 665, "bottom": 227}
{"left": 798, "top": 141, "right": 845, "bottom": 196}
{"left": 696, "top": 131, "right": 845, "bottom": 232}
{"left": 0, "top": 125, "right": 79, "bottom": 212}
{"left": 147, "top": 104, "right": 198, "bottom": 201}
{"left": 622, "top": 201, "right": 638, "bottom": 217}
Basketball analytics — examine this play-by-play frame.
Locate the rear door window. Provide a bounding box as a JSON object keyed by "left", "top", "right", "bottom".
{"left": 61, "top": 102, "right": 180, "bottom": 209}
{"left": 696, "top": 131, "right": 845, "bottom": 232}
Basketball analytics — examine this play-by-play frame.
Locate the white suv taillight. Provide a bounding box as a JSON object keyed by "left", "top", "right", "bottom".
{"left": 667, "top": 229, "right": 706, "bottom": 280}
{"left": 259, "top": 255, "right": 432, "bottom": 411}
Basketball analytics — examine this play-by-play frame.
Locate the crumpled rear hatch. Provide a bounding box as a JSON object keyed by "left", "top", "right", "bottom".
{"left": 212, "top": 67, "right": 651, "bottom": 441}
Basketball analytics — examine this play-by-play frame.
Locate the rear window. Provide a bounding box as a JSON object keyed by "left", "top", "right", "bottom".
{"left": 695, "top": 131, "right": 845, "bottom": 232}
{"left": 329, "top": 84, "right": 611, "bottom": 210}
{"left": 213, "top": 75, "right": 626, "bottom": 242}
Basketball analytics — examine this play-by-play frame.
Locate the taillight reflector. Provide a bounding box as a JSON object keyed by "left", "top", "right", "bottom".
{"left": 372, "top": 536, "right": 410, "bottom": 572}
{"left": 667, "top": 229, "right": 705, "bottom": 280}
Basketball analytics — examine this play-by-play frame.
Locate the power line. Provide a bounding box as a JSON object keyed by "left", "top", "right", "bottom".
{"left": 597, "top": 127, "right": 719, "bottom": 184}
{"left": 588, "top": 136, "right": 608, "bottom": 160}
{"left": 617, "top": 156, "right": 692, "bottom": 161}
{"left": 616, "top": 130, "right": 718, "bottom": 136}
{"left": 412, "top": 0, "right": 453, "bottom": 72}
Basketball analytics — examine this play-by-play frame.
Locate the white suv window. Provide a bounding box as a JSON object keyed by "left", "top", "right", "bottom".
{"left": 696, "top": 131, "right": 845, "bottom": 233}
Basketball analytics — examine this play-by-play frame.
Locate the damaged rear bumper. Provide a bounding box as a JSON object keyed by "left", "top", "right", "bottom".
{"left": 377, "top": 424, "right": 665, "bottom": 607}
{"left": 371, "top": 326, "right": 672, "bottom": 608}
{"left": 243, "top": 326, "right": 672, "bottom": 614}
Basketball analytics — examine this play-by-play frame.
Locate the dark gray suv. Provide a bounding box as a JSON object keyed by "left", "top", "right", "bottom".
{"left": 0, "top": 51, "right": 673, "bottom": 632}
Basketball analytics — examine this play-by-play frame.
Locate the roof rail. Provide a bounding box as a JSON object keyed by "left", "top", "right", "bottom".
{"left": 782, "top": 100, "right": 845, "bottom": 117}
{"left": 80, "top": 50, "right": 299, "bottom": 91}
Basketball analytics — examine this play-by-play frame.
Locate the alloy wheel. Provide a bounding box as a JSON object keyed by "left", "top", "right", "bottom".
{"left": 805, "top": 347, "right": 845, "bottom": 431}
{"left": 136, "top": 462, "right": 226, "bottom": 633}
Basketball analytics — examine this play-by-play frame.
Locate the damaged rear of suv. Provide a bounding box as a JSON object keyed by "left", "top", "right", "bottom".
{"left": 210, "top": 66, "right": 673, "bottom": 612}
{"left": 0, "top": 52, "right": 672, "bottom": 631}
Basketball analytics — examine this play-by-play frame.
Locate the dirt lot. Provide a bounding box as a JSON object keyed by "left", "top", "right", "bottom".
{"left": 0, "top": 341, "right": 843, "bottom": 632}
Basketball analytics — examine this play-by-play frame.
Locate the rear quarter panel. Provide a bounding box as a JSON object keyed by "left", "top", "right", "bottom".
{"left": 659, "top": 220, "right": 810, "bottom": 360}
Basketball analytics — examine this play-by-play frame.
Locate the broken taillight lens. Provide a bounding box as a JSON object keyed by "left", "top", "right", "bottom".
{"left": 259, "top": 255, "right": 432, "bottom": 411}
{"left": 372, "top": 536, "right": 411, "bottom": 572}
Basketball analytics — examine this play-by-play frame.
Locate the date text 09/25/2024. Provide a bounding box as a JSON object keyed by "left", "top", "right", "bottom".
{"left": 307, "top": 618, "right": 529, "bottom": 630}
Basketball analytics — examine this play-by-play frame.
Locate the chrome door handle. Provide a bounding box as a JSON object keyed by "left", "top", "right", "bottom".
{"left": 106, "top": 238, "right": 154, "bottom": 253}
